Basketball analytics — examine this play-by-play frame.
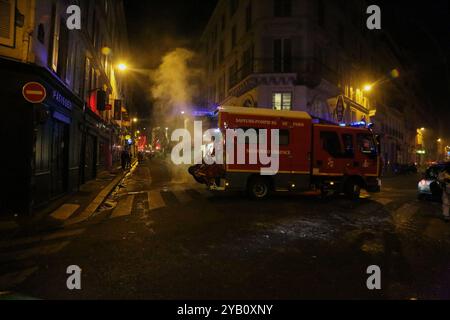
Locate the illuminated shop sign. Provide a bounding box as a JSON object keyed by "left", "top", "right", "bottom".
{"left": 52, "top": 89, "right": 72, "bottom": 110}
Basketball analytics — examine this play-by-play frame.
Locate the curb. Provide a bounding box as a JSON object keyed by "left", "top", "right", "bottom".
{"left": 64, "top": 161, "right": 139, "bottom": 226}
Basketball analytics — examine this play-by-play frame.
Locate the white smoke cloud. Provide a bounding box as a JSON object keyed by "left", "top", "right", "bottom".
{"left": 150, "top": 48, "right": 202, "bottom": 117}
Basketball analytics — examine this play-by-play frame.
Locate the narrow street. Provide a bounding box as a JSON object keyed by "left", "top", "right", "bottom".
{"left": 1, "top": 159, "right": 449, "bottom": 300}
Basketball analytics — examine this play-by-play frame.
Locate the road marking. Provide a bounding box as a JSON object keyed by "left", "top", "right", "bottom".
{"left": 111, "top": 195, "right": 135, "bottom": 218}
{"left": 0, "top": 267, "right": 39, "bottom": 291}
{"left": 375, "top": 198, "right": 393, "bottom": 206}
{"left": 392, "top": 203, "right": 420, "bottom": 231}
{"left": 148, "top": 191, "right": 166, "bottom": 211}
{"left": 0, "top": 241, "right": 70, "bottom": 263}
{"left": 50, "top": 204, "right": 80, "bottom": 220}
{"left": 395, "top": 203, "right": 419, "bottom": 216}
{"left": 0, "top": 228, "right": 85, "bottom": 249}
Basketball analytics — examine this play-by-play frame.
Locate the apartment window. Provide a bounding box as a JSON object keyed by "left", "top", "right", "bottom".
{"left": 219, "top": 40, "right": 224, "bottom": 63}
{"left": 230, "top": 0, "right": 239, "bottom": 17}
{"left": 245, "top": 2, "right": 252, "bottom": 32}
{"left": 242, "top": 45, "right": 254, "bottom": 77}
{"left": 273, "top": 39, "right": 292, "bottom": 72}
{"left": 0, "top": 0, "right": 16, "bottom": 47}
{"left": 274, "top": 0, "right": 292, "bottom": 17}
{"left": 318, "top": 0, "right": 325, "bottom": 27}
{"left": 49, "top": 3, "right": 60, "bottom": 71}
{"left": 272, "top": 93, "right": 292, "bottom": 111}
{"left": 338, "top": 23, "right": 345, "bottom": 47}
{"left": 229, "top": 62, "right": 238, "bottom": 88}
{"left": 57, "top": 18, "right": 69, "bottom": 80}
{"left": 81, "top": 0, "right": 89, "bottom": 31}
{"left": 84, "top": 57, "right": 91, "bottom": 103}
{"left": 212, "top": 25, "right": 217, "bottom": 44}
{"left": 221, "top": 14, "right": 226, "bottom": 31}
{"left": 231, "top": 25, "right": 237, "bottom": 49}
{"left": 212, "top": 50, "right": 217, "bottom": 71}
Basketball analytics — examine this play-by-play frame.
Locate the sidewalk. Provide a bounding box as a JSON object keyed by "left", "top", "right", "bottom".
{"left": 0, "top": 162, "right": 138, "bottom": 239}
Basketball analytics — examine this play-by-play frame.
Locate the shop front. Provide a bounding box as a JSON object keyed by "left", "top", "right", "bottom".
{"left": 0, "top": 59, "right": 83, "bottom": 216}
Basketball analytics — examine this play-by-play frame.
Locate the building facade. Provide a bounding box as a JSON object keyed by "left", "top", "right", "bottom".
{"left": 0, "top": 0, "right": 132, "bottom": 216}
{"left": 200, "top": 0, "right": 432, "bottom": 171}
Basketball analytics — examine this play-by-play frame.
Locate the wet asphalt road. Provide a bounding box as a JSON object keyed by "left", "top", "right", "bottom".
{"left": 1, "top": 158, "right": 450, "bottom": 300}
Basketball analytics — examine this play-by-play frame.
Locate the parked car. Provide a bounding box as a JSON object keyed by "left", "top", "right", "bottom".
{"left": 418, "top": 162, "right": 450, "bottom": 201}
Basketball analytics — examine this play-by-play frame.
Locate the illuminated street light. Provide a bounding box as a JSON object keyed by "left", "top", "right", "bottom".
{"left": 363, "top": 84, "right": 373, "bottom": 92}
{"left": 118, "top": 63, "right": 128, "bottom": 71}
{"left": 437, "top": 138, "right": 442, "bottom": 143}
{"left": 133, "top": 118, "right": 138, "bottom": 123}
{"left": 390, "top": 69, "right": 400, "bottom": 79}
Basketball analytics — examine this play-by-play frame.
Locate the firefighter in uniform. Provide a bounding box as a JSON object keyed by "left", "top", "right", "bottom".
{"left": 438, "top": 167, "right": 450, "bottom": 222}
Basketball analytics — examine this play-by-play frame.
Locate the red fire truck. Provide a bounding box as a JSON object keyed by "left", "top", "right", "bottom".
{"left": 189, "top": 107, "right": 381, "bottom": 200}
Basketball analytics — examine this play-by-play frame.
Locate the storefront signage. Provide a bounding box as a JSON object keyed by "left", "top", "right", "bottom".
{"left": 52, "top": 89, "right": 73, "bottom": 110}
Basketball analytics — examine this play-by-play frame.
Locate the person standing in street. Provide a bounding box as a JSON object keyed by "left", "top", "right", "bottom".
{"left": 121, "top": 149, "right": 128, "bottom": 171}
{"left": 438, "top": 166, "right": 450, "bottom": 222}
{"left": 126, "top": 151, "right": 132, "bottom": 169}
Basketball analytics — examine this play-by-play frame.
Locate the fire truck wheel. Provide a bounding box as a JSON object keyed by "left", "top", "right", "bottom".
{"left": 248, "top": 177, "right": 271, "bottom": 200}
{"left": 344, "top": 180, "right": 361, "bottom": 200}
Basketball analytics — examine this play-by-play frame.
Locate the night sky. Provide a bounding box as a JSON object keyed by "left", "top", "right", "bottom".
{"left": 123, "top": 0, "right": 450, "bottom": 135}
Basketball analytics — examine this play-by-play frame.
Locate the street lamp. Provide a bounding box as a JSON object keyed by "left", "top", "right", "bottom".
{"left": 363, "top": 84, "right": 373, "bottom": 92}
{"left": 118, "top": 63, "right": 128, "bottom": 71}
{"left": 133, "top": 118, "right": 138, "bottom": 123}
{"left": 363, "top": 69, "right": 400, "bottom": 93}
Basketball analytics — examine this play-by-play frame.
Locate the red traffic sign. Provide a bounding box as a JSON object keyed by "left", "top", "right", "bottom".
{"left": 22, "top": 82, "right": 47, "bottom": 104}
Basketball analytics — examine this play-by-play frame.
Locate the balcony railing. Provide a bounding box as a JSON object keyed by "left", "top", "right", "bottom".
{"left": 228, "top": 58, "right": 340, "bottom": 90}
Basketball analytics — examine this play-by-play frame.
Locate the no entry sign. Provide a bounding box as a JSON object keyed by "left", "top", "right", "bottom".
{"left": 22, "top": 82, "right": 47, "bottom": 104}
